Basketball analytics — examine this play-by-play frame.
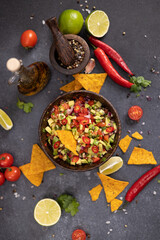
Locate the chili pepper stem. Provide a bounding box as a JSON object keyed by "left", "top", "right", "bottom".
{"left": 118, "top": 200, "right": 129, "bottom": 210}
{"left": 88, "top": 42, "right": 97, "bottom": 50}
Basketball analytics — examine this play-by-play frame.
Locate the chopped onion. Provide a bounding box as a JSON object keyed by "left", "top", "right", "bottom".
{"left": 67, "top": 106, "right": 73, "bottom": 114}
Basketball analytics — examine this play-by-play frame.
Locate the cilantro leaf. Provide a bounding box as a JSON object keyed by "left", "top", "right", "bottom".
{"left": 65, "top": 199, "right": 79, "bottom": 216}
{"left": 57, "top": 194, "right": 79, "bottom": 216}
{"left": 17, "top": 98, "right": 24, "bottom": 109}
{"left": 17, "top": 98, "right": 34, "bottom": 113}
{"left": 129, "top": 76, "right": 151, "bottom": 93}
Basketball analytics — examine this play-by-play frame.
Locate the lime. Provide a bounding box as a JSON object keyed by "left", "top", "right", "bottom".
{"left": 99, "top": 156, "right": 123, "bottom": 175}
{"left": 58, "top": 9, "right": 84, "bottom": 34}
{"left": 0, "top": 109, "right": 13, "bottom": 130}
{"left": 34, "top": 198, "right": 61, "bottom": 226}
{"left": 85, "top": 10, "right": 110, "bottom": 38}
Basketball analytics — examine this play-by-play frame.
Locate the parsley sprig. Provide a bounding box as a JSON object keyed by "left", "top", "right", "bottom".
{"left": 17, "top": 98, "right": 34, "bottom": 113}
{"left": 129, "top": 76, "right": 151, "bottom": 93}
{"left": 57, "top": 194, "right": 79, "bottom": 216}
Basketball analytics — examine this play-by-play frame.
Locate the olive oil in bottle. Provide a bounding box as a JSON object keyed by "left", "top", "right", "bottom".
{"left": 6, "top": 58, "right": 51, "bottom": 96}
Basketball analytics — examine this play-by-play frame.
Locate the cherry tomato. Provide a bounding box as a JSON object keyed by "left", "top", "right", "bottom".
{"left": 0, "top": 153, "right": 14, "bottom": 167}
{"left": 72, "top": 229, "right": 86, "bottom": 240}
{"left": 106, "top": 127, "right": 114, "bottom": 133}
{"left": 0, "top": 172, "right": 5, "bottom": 186}
{"left": 97, "top": 122, "right": 106, "bottom": 127}
{"left": 54, "top": 141, "right": 61, "bottom": 149}
{"left": 74, "top": 105, "right": 81, "bottom": 113}
{"left": 82, "top": 136, "right": 90, "bottom": 144}
{"left": 20, "top": 30, "right": 37, "bottom": 48}
{"left": 4, "top": 166, "right": 21, "bottom": 182}
{"left": 128, "top": 105, "right": 143, "bottom": 121}
{"left": 61, "top": 118, "right": 68, "bottom": 125}
{"left": 88, "top": 100, "right": 94, "bottom": 106}
{"left": 80, "top": 118, "right": 89, "bottom": 125}
{"left": 104, "top": 135, "right": 109, "bottom": 142}
{"left": 92, "top": 145, "right": 99, "bottom": 153}
{"left": 71, "top": 156, "right": 79, "bottom": 163}
{"left": 92, "top": 157, "right": 100, "bottom": 163}
{"left": 61, "top": 103, "right": 69, "bottom": 110}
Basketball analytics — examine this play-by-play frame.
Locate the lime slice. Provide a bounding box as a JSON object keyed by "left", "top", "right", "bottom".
{"left": 0, "top": 109, "right": 13, "bottom": 130}
{"left": 99, "top": 156, "right": 123, "bottom": 175}
{"left": 85, "top": 10, "right": 110, "bottom": 38}
{"left": 34, "top": 199, "right": 61, "bottom": 226}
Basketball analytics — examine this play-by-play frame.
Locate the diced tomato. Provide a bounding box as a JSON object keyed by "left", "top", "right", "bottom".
{"left": 92, "top": 131, "right": 98, "bottom": 136}
{"left": 53, "top": 141, "right": 61, "bottom": 149}
{"left": 86, "top": 144, "right": 90, "bottom": 148}
{"left": 79, "top": 150, "right": 84, "bottom": 154}
{"left": 54, "top": 105, "right": 59, "bottom": 115}
{"left": 80, "top": 118, "right": 89, "bottom": 125}
{"left": 128, "top": 105, "right": 143, "bottom": 121}
{"left": 44, "top": 142, "right": 47, "bottom": 147}
{"left": 74, "top": 104, "right": 81, "bottom": 113}
{"left": 84, "top": 147, "right": 89, "bottom": 153}
{"left": 77, "top": 125, "right": 85, "bottom": 134}
{"left": 61, "top": 103, "right": 69, "bottom": 110}
{"left": 104, "top": 135, "right": 109, "bottom": 142}
{"left": 90, "top": 114, "right": 94, "bottom": 119}
{"left": 76, "top": 116, "right": 85, "bottom": 121}
{"left": 61, "top": 118, "right": 68, "bottom": 125}
{"left": 106, "top": 126, "right": 114, "bottom": 133}
{"left": 88, "top": 100, "right": 94, "bottom": 106}
{"left": 98, "top": 136, "right": 103, "bottom": 140}
{"left": 97, "top": 129, "right": 102, "bottom": 135}
{"left": 71, "top": 156, "right": 79, "bottom": 163}
{"left": 58, "top": 154, "right": 63, "bottom": 159}
{"left": 80, "top": 108, "right": 88, "bottom": 115}
{"left": 82, "top": 136, "right": 90, "bottom": 144}
{"left": 78, "top": 96, "right": 85, "bottom": 102}
{"left": 92, "top": 145, "right": 99, "bottom": 153}
{"left": 71, "top": 119, "right": 79, "bottom": 128}
{"left": 92, "top": 157, "right": 100, "bottom": 163}
{"left": 97, "top": 122, "right": 106, "bottom": 127}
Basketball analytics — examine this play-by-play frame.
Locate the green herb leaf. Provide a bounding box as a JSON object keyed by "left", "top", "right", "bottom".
{"left": 65, "top": 199, "right": 79, "bottom": 216}
{"left": 157, "top": 180, "right": 160, "bottom": 183}
{"left": 17, "top": 98, "right": 24, "bottom": 109}
{"left": 17, "top": 98, "right": 34, "bottom": 113}
{"left": 59, "top": 173, "right": 64, "bottom": 176}
{"left": 57, "top": 194, "right": 79, "bottom": 216}
{"left": 129, "top": 76, "right": 151, "bottom": 93}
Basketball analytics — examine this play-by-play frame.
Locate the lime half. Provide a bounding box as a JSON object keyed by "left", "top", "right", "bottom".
{"left": 99, "top": 156, "right": 123, "bottom": 175}
{"left": 0, "top": 109, "right": 13, "bottom": 130}
{"left": 85, "top": 10, "right": 110, "bottom": 37}
{"left": 34, "top": 199, "right": 61, "bottom": 226}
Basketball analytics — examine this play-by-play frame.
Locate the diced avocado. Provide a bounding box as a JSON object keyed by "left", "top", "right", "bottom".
{"left": 99, "top": 143, "right": 103, "bottom": 152}
{"left": 66, "top": 123, "right": 71, "bottom": 130}
{"left": 81, "top": 159, "right": 88, "bottom": 164}
{"left": 89, "top": 124, "right": 94, "bottom": 129}
{"left": 90, "top": 138, "right": 94, "bottom": 144}
{"left": 48, "top": 118, "right": 54, "bottom": 126}
{"left": 74, "top": 134, "right": 79, "bottom": 140}
{"left": 96, "top": 119, "right": 101, "bottom": 123}
{"left": 70, "top": 116, "right": 77, "bottom": 120}
{"left": 91, "top": 109, "right": 96, "bottom": 114}
{"left": 99, "top": 140, "right": 107, "bottom": 147}
{"left": 53, "top": 149, "right": 58, "bottom": 156}
{"left": 113, "top": 122, "right": 117, "bottom": 131}
{"left": 59, "top": 106, "right": 65, "bottom": 112}
{"left": 68, "top": 100, "right": 74, "bottom": 107}
{"left": 105, "top": 117, "right": 110, "bottom": 126}
{"left": 94, "top": 116, "right": 103, "bottom": 120}
{"left": 66, "top": 116, "right": 71, "bottom": 124}
{"left": 63, "top": 155, "right": 67, "bottom": 161}
{"left": 77, "top": 138, "right": 83, "bottom": 144}
{"left": 105, "top": 143, "right": 112, "bottom": 150}
{"left": 76, "top": 159, "right": 82, "bottom": 165}
{"left": 53, "top": 155, "right": 59, "bottom": 159}
{"left": 85, "top": 103, "right": 90, "bottom": 108}
{"left": 79, "top": 124, "right": 83, "bottom": 130}
{"left": 76, "top": 145, "right": 81, "bottom": 152}
{"left": 58, "top": 113, "right": 65, "bottom": 120}
{"left": 93, "top": 139, "right": 99, "bottom": 145}
{"left": 99, "top": 109, "right": 105, "bottom": 115}
{"left": 94, "top": 126, "right": 99, "bottom": 131}
{"left": 95, "top": 111, "right": 101, "bottom": 116}
{"left": 72, "top": 128, "right": 77, "bottom": 135}
{"left": 70, "top": 161, "right": 76, "bottom": 166}
{"left": 95, "top": 101, "right": 102, "bottom": 108}
{"left": 109, "top": 134, "right": 115, "bottom": 143}
{"left": 45, "top": 126, "right": 52, "bottom": 134}
{"left": 85, "top": 128, "right": 89, "bottom": 133}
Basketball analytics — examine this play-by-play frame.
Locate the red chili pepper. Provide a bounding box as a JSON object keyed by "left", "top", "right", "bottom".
{"left": 94, "top": 47, "right": 134, "bottom": 88}
{"left": 89, "top": 36, "right": 133, "bottom": 75}
{"left": 125, "top": 165, "right": 160, "bottom": 203}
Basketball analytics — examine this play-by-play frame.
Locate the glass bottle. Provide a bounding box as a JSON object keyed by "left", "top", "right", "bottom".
{"left": 6, "top": 58, "right": 51, "bottom": 96}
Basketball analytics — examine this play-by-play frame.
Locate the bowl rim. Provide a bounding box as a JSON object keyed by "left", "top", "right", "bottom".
{"left": 39, "top": 90, "right": 121, "bottom": 172}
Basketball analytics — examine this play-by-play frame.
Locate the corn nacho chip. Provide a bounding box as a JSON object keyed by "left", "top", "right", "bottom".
{"left": 110, "top": 198, "right": 123, "bottom": 212}
{"left": 97, "top": 172, "right": 129, "bottom": 203}
{"left": 73, "top": 73, "right": 107, "bottom": 94}
{"left": 29, "top": 144, "right": 56, "bottom": 175}
{"left": 60, "top": 80, "right": 82, "bottom": 92}
{"left": 132, "top": 131, "right": 143, "bottom": 140}
{"left": 19, "top": 163, "right": 43, "bottom": 187}
{"left": 119, "top": 135, "right": 132, "bottom": 153}
{"left": 89, "top": 184, "right": 103, "bottom": 201}
{"left": 128, "top": 147, "right": 157, "bottom": 165}
{"left": 56, "top": 130, "right": 78, "bottom": 155}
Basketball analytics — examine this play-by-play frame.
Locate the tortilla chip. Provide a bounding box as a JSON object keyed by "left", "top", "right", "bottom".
{"left": 97, "top": 172, "right": 129, "bottom": 203}
{"left": 60, "top": 80, "right": 82, "bottom": 92}
{"left": 110, "top": 199, "right": 123, "bottom": 212}
{"left": 19, "top": 163, "right": 43, "bottom": 187}
{"left": 29, "top": 144, "right": 56, "bottom": 175}
{"left": 132, "top": 132, "right": 143, "bottom": 140}
{"left": 73, "top": 73, "right": 107, "bottom": 94}
{"left": 56, "top": 130, "right": 78, "bottom": 155}
{"left": 128, "top": 147, "right": 157, "bottom": 165}
{"left": 119, "top": 135, "right": 132, "bottom": 153}
{"left": 89, "top": 184, "right": 103, "bottom": 201}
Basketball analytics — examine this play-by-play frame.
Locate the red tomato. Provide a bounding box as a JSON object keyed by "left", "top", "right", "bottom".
{"left": 20, "top": 30, "right": 37, "bottom": 48}
{"left": 71, "top": 156, "right": 79, "bottom": 163}
{"left": 97, "top": 122, "right": 106, "bottom": 127}
{"left": 88, "top": 100, "right": 94, "bottom": 106}
{"left": 92, "top": 145, "right": 99, "bottom": 153}
{"left": 80, "top": 118, "right": 89, "bottom": 125}
{"left": 97, "top": 129, "right": 102, "bottom": 136}
{"left": 54, "top": 141, "right": 61, "bottom": 149}
{"left": 80, "top": 108, "right": 88, "bottom": 115}
{"left": 0, "top": 172, "right": 5, "bottom": 186}
{"left": 74, "top": 105, "right": 81, "bottom": 113}
{"left": 61, "top": 118, "right": 68, "bottom": 125}
{"left": 77, "top": 125, "right": 85, "bottom": 134}
{"left": 61, "top": 103, "right": 69, "bottom": 110}
{"left": 0, "top": 153, "right": 14, "bottom": 167}
{"left": 82, "top": 136, "right": 90, "bottom": 144}
{"left": 92, "top": 157, "right": 100, "bottom": 163}
{"left": 72, "top": 229, "right": 86, "bottom": 240}
{"left": 104, "top": 135, "right": 109, "bottom": 142}
{"left": 106, "top": 127, "right": 114, "bottom": 133}
{"left": 53, "top": 105, "right": 59, "bottom": 115}
{"left": 78, "top": 96, "right": 85, "bottom": 102}
{"left": 5, "top": 166, "right": 21, "bottom": 182}
{"left": 128, "top": 105, "right": 143, "bottom": 121}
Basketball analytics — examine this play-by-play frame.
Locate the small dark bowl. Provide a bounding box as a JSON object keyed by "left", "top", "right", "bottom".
{"left": 49, "top": 34, "right": 90, "bottom": 75}
{"left": 39, "top": 91, "right": 121, "bottom": 171}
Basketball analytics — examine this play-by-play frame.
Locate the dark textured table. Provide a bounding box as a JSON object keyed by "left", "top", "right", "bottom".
{"left": 1, "top": 0, "right": 160, "bottom": 239}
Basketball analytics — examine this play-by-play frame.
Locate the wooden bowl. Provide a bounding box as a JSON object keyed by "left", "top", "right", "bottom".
{"left": 39, "top": 91, "right": 121, "bottom": 171}
{"left": 49, "top": 34, "right": 90, "bottom": 75}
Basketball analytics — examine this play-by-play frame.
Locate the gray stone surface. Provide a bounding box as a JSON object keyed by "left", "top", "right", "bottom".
{"left": 0, "top": 0, "right": 160, "bottom": 239}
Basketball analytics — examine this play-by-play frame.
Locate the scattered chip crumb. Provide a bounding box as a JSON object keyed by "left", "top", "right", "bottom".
{"left": 52, "top": 235, "right": 55, "bottom": 238}
{"left": 124, "top": 224, "right": 128, "bottom": 228}
{"left": 122, "top": 32, "right": 126, "bottom": 35}
{"left": 106, "top": 221, "right": 110, "bottom": 224}
{"left": 0, "top": 208, "right": 3, "bottom": 211}
{"left": 153, "top": 191, "right": 157, "bottom": 195}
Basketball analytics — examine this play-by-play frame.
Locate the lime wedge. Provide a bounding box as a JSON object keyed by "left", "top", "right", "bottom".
{"left": 99, "top": 156, "right": 123, "bottom": 175}
{"left": 85, "top": 10, "right": 110, "bottom": 38}
{"left": 0, "top": 109, "right": 13, "bottom": 130}
{"left": 34, "top": 198, "right": 61, "bottom": 226}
